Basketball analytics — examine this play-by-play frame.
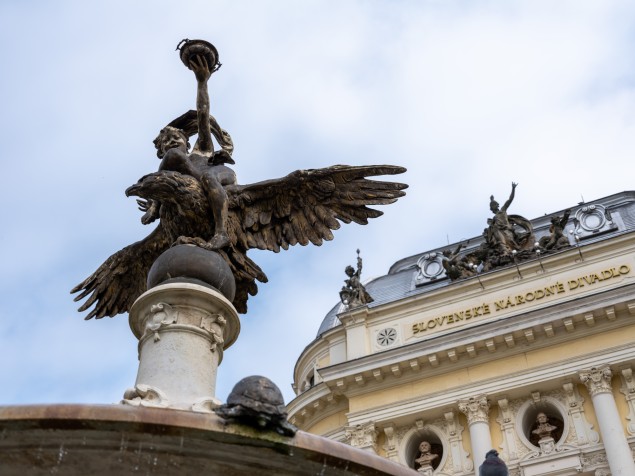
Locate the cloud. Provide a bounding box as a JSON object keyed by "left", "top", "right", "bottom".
{"left": 1, "top": 1, "right": 635, "bottom": 406}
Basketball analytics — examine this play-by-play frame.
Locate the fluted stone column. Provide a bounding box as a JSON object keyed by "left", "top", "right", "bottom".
{"left": 122, "top": 282, "right": 240, "bottom": 412}
{"left": 579, "top": 365, "right": 635, "bottom": 476}
{"left": 458, "top": 394, "right": 492, "bottom": 472}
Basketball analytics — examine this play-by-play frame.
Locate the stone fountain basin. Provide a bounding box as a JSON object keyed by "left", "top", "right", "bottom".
{"left": 0, "top": 404, "right": 416, "bottom": 475}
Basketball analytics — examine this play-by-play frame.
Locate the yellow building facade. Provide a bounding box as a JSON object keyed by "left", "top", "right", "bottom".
{"left": 288, "top": 192, "right": 635, "bottom": 476}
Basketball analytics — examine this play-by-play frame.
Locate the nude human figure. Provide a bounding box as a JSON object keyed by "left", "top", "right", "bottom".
{"left": 141, "top": 54, "right": 234, "bottom": 249}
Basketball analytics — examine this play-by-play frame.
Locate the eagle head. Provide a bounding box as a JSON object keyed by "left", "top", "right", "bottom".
{"left": 125, "top": 171, "right": 189, "bottom": 202}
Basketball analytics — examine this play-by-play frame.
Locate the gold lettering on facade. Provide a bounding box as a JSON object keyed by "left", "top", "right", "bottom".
{"left": 410, "top": 265, "right": 630, "bottom": 337}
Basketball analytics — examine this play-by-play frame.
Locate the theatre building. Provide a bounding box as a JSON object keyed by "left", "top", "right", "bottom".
{"left": 288, "top": 191, "right": 635, "bottom": 476}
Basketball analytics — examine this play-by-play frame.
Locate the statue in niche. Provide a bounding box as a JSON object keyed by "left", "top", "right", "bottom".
{"left": 71, "top": 39, "right": 406, "bottom": 318}
{"left": 486, "top": 182, "right": 534, "bottom": 256}
{"left": 340, "top": 250, "right": 373, "bottom": 308}
{"left": 532, "top": 412, "right": 557, "bottom": 439}
{"left": 415, "top": 441, "right": 439, "bottom": 474}
{"left": 538, "top": 209, "right": 571, "bottom": 251}
{"left": 529, "top": 412, "right": 563, "bottom": 452}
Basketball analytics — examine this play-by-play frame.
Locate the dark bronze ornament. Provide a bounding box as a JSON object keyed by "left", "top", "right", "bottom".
{"left": 71, "top": 40, "right": 407, "bottom": 318}
{"left": 438, "top": 183, "right": 572, "bottom": 282}
{"left": 339, "top": 249, "right": 373, "bottom": 308}
{"left": 215, "top": 376, "right": 297, "bottom": 436}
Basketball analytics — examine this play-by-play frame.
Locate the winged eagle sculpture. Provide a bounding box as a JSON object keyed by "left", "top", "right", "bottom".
{"left": 71, "top": 40, "right": 407, "bottom": 319}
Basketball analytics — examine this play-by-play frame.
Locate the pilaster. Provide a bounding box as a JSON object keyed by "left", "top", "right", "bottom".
{"left": 618, "top": 367, "right": 635, "bottom": 436}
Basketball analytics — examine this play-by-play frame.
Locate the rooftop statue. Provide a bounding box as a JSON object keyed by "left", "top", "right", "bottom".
{"left": 340, "top": 249, "right": 373, "bottom": 308}
{"left": 441, "top": 242, "right": 477, "bottom": 280}
{"left": 538, "top": 209, "right": 571, "bottom": 251}
{"left": 71, "top": 40, "right": 407, "bottom": 317}
{"left": 441, "top": 182, "right": 538, "bottom": 280}
{"left": 486, "top": 182, "right": 534, "bottom": 256}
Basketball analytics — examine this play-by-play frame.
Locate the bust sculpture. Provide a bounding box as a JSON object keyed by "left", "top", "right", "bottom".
{"left": 531, "top": 412, "right": 557, "bottom": 440}
{"left": 415, "top": 440, "right": 439, "bottom": 469}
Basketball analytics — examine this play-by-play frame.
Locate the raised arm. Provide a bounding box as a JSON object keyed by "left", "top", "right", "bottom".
{"left": 189, "top": 55, "right": 213, "bottom": 155}
{"left": 502, "top": 182, "right": 518, "bottom": 212}
{"left": 559, "top": 209, "right": 571, "bottom": 228}
{"left": 356, "top": 249, "right": 363, "bottom": 277}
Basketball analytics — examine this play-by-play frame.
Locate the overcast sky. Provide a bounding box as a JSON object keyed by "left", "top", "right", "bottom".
{"left": 1, "top": 1, "right": 635, "bottom": 406}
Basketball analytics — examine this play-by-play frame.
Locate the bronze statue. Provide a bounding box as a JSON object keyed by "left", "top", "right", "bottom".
{"left": 340, "top": 250, "right": 373, "bottom": 308}
{"left": 538, "top": 210, "right": 571, "bottom": 250}
{"left": 486, "top": 182, "right": 533, "bottom": 255}
{"left": 71, "top": 40, "right": 407, "bottom": 318}
{"left": 215, "top": 375, "right": 297, "bottom": 436}
{"left": 441, "top": 242, "right": 478, "bottom": 280}
{"left": 141, "top": 49, "right": 234, "bottom": 250}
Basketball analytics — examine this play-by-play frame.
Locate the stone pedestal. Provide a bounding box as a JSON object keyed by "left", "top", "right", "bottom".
{"left": 537, "top": 436, "right": 555, "bottom": 454}
{"left": 416, "top": 464, "right": 433, "bottom": 476}
{"left": 122, "top": 282, "right": 240, "bottom": 412}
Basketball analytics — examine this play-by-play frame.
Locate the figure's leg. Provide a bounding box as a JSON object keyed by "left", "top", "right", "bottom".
{"left": 200, "top": 172, "right": 230, "bottom": 249}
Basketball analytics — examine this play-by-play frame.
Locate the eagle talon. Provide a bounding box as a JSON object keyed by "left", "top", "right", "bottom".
{"left": 208, "top": 232, "right": 230, "bottom": 250}
{"left": 174, "top": 236, "right": 211, "bottom": 250}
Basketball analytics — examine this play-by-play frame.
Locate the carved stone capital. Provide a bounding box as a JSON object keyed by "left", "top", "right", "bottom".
{"left": 579, "top": 366, "right": 613, "bottom": 397}
{"left": 458, "top": 395, "right": 490, "bottom": 425}
{"left": 344, "top": 421, "right": 378, "bottom": 452}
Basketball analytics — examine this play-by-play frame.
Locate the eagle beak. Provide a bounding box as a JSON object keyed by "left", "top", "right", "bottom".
{"left": 125, "top": 183, "right": 141, "bottom": 197}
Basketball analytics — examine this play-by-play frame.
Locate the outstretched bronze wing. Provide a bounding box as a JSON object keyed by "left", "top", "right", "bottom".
{"left": 227, "top": 165, "right": 407, "bottom": 253}
{"left": 71, "top": 225, "right": 171, "bottom": 319}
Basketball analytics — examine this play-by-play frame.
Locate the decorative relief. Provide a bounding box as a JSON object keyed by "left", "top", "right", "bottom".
{"left": 344, "top": 421, "right": 378, "bottom": 452}
{"left": 562, "top": 382, "right": 599, "bottom": 445}
{"left": 204, "top": 315, "right": 226, "bottom": 353}
{"left": 382, "top": 425, "right": 399, "bottom": 462}
{"left": 376, "top": 327, "right": 398, "bottom": 347}
{"left": 506, "top": 397, "right": 533, "bottom": 460}
{"left": 146, "top": 302, "right": 178, "bottom": 342}
{"left": 496, "top": 398, "right": 521, "bottom": 461}
{"left": 573, "top": 204, "right": 615, "bottom": 238}
{"left": 458, "top": 394, "right": 490, "bottom": 425}
{"left": 619, "top": 367, "right": 635, "bottom": 436}
{"left": 141, "top": 303, "right": 227, "bottom": 352}
{"left": 191, "top": 396, "right": 222, "bottom": 413}
{"left": 579, "top": 366, "right": 613, "bottom": 397}
{"left": 415, "top": 252, "right": 446, "bottom": 284}
{"left": 580, "top": 450, "right": 608, "bottom": 472}
{"left": 443, "top": 411, "right": 472, "bottom": 472}
{"left": 121, "top": 384, "right": 169, "bottom": 408}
